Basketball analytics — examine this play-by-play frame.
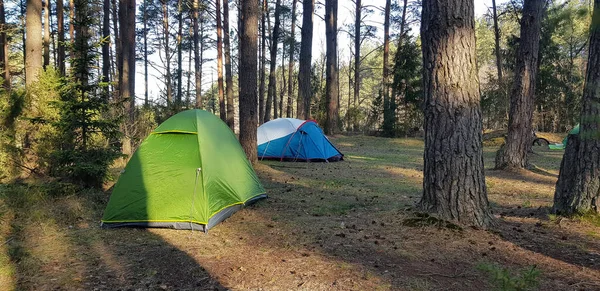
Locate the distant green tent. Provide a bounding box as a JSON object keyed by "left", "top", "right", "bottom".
{"left": 549, "top": 124, "right": 580, "bottom": 150}
{"left": 101, "top": 109, "right": 266, "bottom": 232}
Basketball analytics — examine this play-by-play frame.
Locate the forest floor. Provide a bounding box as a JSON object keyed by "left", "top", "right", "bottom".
{"left": 3, "top": 135, "right": 600, "bottom": 290}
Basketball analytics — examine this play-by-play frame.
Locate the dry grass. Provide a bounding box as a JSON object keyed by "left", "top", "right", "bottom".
{"left": 1, "top": 135, "right": 600, "bottom": 290}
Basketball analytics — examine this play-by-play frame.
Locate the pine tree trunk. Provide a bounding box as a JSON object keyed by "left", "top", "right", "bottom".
{"left": 69, "top": 0, "right": 74, "bottom": 42}
{"left": 239, "top": 0, "right": 259, "bottom": 163}
{"left": 382, "top": 0, "right": 393, "bottom": 136}
{"left": 280, "top": 37, "right": 286, "bottom": 118}
{"left": 216, "top": 0, "right": 226, "bottom": 122}
{"left": 553, "top": 0, "right": 600, "bottom": 215}
{"left": 119, "top": 0, "right": 135, "bottom": 120}
{"left": 286, "top": 0, "right": 297, "bottom": 118}
{"left": 102, "top": 0, "right": 110, "bottom": 99}
{"left": 353, "top": 0, "right": 360, "bottom": 131}
{"left": 176, "top": 0, "right": 183, "bottom": 109}
{"left": 111, "top": 0, "right": 119, "bottom": 90}
{"left": 258, "top": 0, "right": 267, "bottom": 124}
{"left": 420, "top": 0, "right": 493, "bottom": 227}
{"left": 492, "top": 0, "right": 502, "bottom": 81}
{"left": 297, "top": 0, "right": 313, "bottom": 120}
{"left": 324, "top": 0, "right": 338, "bottom": 135}
{"left": 143, "top": 0, "right": 148, "bottom": 106}
{"left": 0, "top": 0, "right": 9, "bottom": 90}
{"left": 160, "top": 0, "right": 172, "bottom": 107}
{"left": 25, "top": 0, "right": 42, "bottom": 89}
{"left": 223, "top": 0, "right": 235, "bottom": 129}
{"left": 495, "top": 0, "right": 544, "bottom": 170}
{"left": 265, "top": 0, "right": 281, "bottom": 122}
{"left": 193, "top": 0, "right": 202, "bottom": 109}
{"left": 43, "top": 0, "right": 50, "bottom": 69}
{"left": 56, "top": 0, "right": 65, "bottom": 76}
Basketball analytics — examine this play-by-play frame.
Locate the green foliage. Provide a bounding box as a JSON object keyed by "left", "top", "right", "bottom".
{"left": 386, "top": 33, "right": 422, "bottom": 137}
{"left": 48, "top": 1, "right": 121, "bottom": 188}
{"left": 477, "top": 0, "right": 591, "bottom": 132}
{"left": 477, "top": 263, "right": 541, "bottom": 291}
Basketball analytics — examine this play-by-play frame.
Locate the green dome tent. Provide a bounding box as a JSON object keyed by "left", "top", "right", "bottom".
{"left": 549, "top": 124, "right": 580, "bottom": 150}
{"left": 101, "top": 109, "right": 266, "bottom": 232}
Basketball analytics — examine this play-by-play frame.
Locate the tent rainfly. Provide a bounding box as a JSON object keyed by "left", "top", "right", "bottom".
{"left": 257, "top": 118, "right": 343, "bottom": 162}
{"left": 101, "top": 109, "right": 266, "bottom": 232}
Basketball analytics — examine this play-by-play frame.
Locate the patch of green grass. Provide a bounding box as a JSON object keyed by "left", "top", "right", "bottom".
{"left": 477, "top": 262, "right": 541, "bottom": 291}
{"left": 574, "top": 211, "right": 600, "bottom": 227}
{"left": 310, "top": 201, "right": 361, "bottom": 216}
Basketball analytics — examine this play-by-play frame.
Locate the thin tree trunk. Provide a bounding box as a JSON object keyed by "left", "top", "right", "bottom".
{"left": 25, "top": 0, "right": 42, "bottom": 89}
{"left": 112, "top": 0, "right": 119, "bottom": 91}
{"left": 143, "top": 0, "right": 148, "bottom": 106}
{"left": 239, "top": 0, "right": 259, "bottom": 163}
{"left": 492, "top": 0, "right": 502, "bottom": 81}
{"left": 495, "top": 0, "right": 544, "bottom": 170}
{"left": 56, "top": 0, "right": 65, "bottom": 76}
{"left": 0, "top": 0, "right": 10, "bottom": 90}
{"left": 176, "top": 0, "right": 183, "bottom": 109}
{"left": 420, "top": 0, "right": 493, "bottom": 227}
{"left": 353, "top": 0, "right": 361, "bottom": 130}
{"left": 186, "top": 47, "right": 192, "bottom": 106}
{"left": 286, "top": 0, "right": 297, "bottom": 118}
{"left": 193, "top": 0, "right": 202, "bottom": 108}
{"left": 43, "top": 0, "right": 50, "bottom": 69}
{"left": 69, "top": 0, "right": 74, "bottom": 42}
{"left": 258, "top": 0, "right": 267, "bottom": 123}
{"left": 279, "top": 37, "right": 286, "bottom": 118}
{"left": 324, "top": 0, "right": 338, "bottom": 135}
{"left": 102, "top": 0, "right": 110, "bottom": 99}
{"left": 162, "top": 0, "right": 172, "bottom": 107}
{"left": 382, "top": 0, "right": 393, "bottom": 136}
{"left": 297, "top": 0, "right": 313, "bottom": 119}
{"left": 265, "top": 0, "right": 281, "bottom": 122}
{"left": 223, "top": 0, "right": 235, "bottom": 129}
{"left": 216, "top": 0, "right": 226, "bottom": 122}
{"left": 553, "top": 0, "right": 600, "bottom": 215}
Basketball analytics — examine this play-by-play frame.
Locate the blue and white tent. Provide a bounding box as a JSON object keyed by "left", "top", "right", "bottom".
{"left": 257, "top": 118, "right": 343, "bottom": 162}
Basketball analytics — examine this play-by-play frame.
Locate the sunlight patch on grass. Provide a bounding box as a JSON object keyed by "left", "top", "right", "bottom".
{"left": 346, "top": 155, "right": 381, "bottom": 161}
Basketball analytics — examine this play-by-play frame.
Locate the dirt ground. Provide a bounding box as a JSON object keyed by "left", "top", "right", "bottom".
{"left": 2, "top": 135, "right": 600, "bottom": 290}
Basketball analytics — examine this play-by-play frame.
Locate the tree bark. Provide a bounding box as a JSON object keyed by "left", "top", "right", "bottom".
{"left": 43, "top": 0, "right": 50, "bottom": 69}
{"left": 193, "top": 0, "right": 202, "bottom": 108}
{"left": 69, "top": 0, "right": 74, "bottom": 42}
{"left": 176, "top": 0, "right": 183, "bottom": 109}
{"left": 382, "top": 0, "right": 394, "bottom": 136}
{"left": 56, "top": 0, "right": 65, "bottom": 76}
{"left": 420, "top": 0, "right": 493, "bottom": 227}
{"left": 0, "top": 0, "right": 9, "bottom": 90}
{"left": 216, "top": 0, "right": 226, "bottom": 122}
{"left": 324, "top": 0, "right": 338, "bottom": 135}
{"left": 492, "top": 0, "right": 502, "bottom": 81}
{"left": 239, "top": 0, "right": 259, "bottom": 163}
{"left": 279, "top": 35, "right": 286, "bottom": 118}
{"left": 353, "top": 0, "right": 361, "bottom": 130}
{"left": 111, "top": 0, "right": 119, "bottom": 90}
{"left": 495, "top": 0, "right": 544, "bottom": 170}
{"left": 553, "top": 0, "right": 600, "bottom": 215}
{"left": 25, "top": 0, "right": 42, "bottom": 89}
{"left": 265, "top": 0, "right": 281, "bottom": 122}
{"left": 258, "top": 0, "right": 267, "bottom": 123}
{"left": 223, "top": 0, "right": 235, "bottom": 129}
{"left": 143, "top": 0, "right": 148, "bottom": 106}
{"left": 286, "top": 0, "right": 297, "bottom": 118}
{"left": 102, "top": 0, "right": 110, "bottom": 99}
{"left": 297, "top": 0, "right": 313, "bottom": 120}
{"left": 119, "top": 0, "right": 135, "bottom": 120}
{"left": 161, "top": 0, "right": 172, "bottom": 107}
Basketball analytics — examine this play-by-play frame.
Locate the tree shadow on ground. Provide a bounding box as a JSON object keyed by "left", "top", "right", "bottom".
{"left": 0, "top": 184, "right": 227, "bottom": 290}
